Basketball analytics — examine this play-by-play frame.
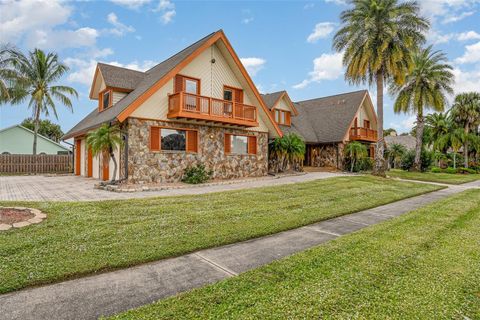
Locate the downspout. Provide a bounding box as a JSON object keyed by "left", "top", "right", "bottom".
{"left": 336, "top": 143, "right": 339, "bottom": 170}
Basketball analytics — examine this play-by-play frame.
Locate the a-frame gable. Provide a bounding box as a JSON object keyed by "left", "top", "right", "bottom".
{"left": 342, "top": 91, "right": 378, "bottom": 142}
{"left": 270, "top": 91, "right": 299, "bottom": 116}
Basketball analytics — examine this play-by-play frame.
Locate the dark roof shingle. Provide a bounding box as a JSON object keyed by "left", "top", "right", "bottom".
{"left": 97, "top": 63, "right": 145, "bottom": 90}
{"left": 260, "top": 91, "right": 284, "bottom": 110}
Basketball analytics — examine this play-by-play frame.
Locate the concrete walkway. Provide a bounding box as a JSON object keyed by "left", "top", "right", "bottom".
{"left": 1, "top": 183, "right": 477, "bottom": 320}
{"left": 0, "top": 172, "right": 347, "bottom": 202}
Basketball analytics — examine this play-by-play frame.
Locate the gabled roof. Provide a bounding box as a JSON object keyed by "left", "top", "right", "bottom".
{"left": 0, "top": 125, "right": 70, "bottom": 151}
{"left": 385, "top": 135, "right": 416, "bottom": 150}
{"left": 64, "top": 30, "right": 282, "bottom": 140}
{"left": 287, "top": 90, "right": 370, "bottom": 144}
{"left": 97, "top": 63, "right": 145, "bottom": 91}
{"left": 261, "top": 90, "right": 298, "bottom": 115}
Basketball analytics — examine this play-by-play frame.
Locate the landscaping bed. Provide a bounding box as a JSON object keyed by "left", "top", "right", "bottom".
{"left": 388, "top": 169, "right": 480, "bottom": 185}
{"left": 0, "top": 176, "right": 441, "bottom": 294}
{"left": 108, "top": 189, "right": 480, "bottom": 319}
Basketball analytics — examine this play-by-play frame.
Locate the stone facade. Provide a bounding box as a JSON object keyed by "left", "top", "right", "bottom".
{"left": 307, "top": 143, "right": 345, "bottom": 169}
{"left": 126, "top": 118, "right": 268, "bottom": 184}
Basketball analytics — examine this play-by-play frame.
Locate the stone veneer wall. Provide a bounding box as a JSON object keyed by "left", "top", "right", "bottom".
{"left": 308, "top": 143, "right": 344, "bottom": 169}
{"left": 126, "top": 118, "right": 268, "bottom": 184}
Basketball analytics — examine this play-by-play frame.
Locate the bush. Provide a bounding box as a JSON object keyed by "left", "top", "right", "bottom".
{"left": 456, "top": 167, "right": 477, "bottom": 174}
{"left": 444, "top": 167, "right": 457, "bottom": 174}
{"left": 356, "top": 157, "right": 373, "bottom": 172}
{"left": 182, "top": 164, "right": 213, "bottom": 184}
{"left": 400, "top": 149, "right": 433, "bottom": 172}
{"left": 430, "top": 166, "right": 442, "bottom": 173}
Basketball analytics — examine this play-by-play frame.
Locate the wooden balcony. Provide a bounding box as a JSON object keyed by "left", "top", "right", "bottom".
{"left": 349, "top": 127, "right": 378, "bottom": 142}
{"left": 168, "top": 92, "right": 258, "bottom": 127}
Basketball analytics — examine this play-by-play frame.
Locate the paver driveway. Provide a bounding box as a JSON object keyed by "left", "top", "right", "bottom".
{"left": 0, "top": 172, "right": 347, "bottom": 202}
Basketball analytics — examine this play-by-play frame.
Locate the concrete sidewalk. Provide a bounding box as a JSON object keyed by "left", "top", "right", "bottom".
{"left": 0, "top": 184, "right": 470, "bottom": 320}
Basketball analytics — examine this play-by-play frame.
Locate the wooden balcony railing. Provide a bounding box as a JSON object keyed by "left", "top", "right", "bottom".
{"left": 168, "top": 92, "right": 258, "bottom": 127}
{"left": 349, "top": 127, "right": 378, "bottom": 142}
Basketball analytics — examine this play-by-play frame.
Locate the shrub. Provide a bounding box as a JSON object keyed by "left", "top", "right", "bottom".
{"left": 456, "top": 167, "right": 476, "bottom": 174}
{"left": 356, "top": 157, "right": 374, "bottom": 172}
{"left": 444, "top": 167, "right": 457, "bottom": 174}
{"left": 182, "top": 164, "right": 213, "bottom": 184}
{"left": 400, "top": 149, "right": 433, "bottom": 172}
{"left": 430, "top": 166, "right": 442, "bottom": 173}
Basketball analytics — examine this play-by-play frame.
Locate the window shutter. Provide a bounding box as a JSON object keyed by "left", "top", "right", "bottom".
{"left": 285, "top": 111, "right": 291, "bottom": 125}
{"left": 248, "top": 136, "right": 257, "bottom": 155}
{"left": 150, "top": 127, "right": 160, "bottom": 151}
{"left": 186, "top": 130, "right": 198, "bottom": 153}
{"left": 234, "top": 89, "right": 243, "bottom": 103}
{"left": 174, "top": 75, "right": 184, "bottom": 93}
{"left": 224, "top": 134, "right": 231, "bottom": 154}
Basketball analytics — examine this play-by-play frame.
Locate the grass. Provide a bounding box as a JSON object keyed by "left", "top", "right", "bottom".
{"left": 388, "top": 169, "right": 480, "bottom": 185}
{"left": 108, "top": 189, "right": 480, "bottom": 320}
{"left": 0, "top": 176, "right": 441, "bottom": 294}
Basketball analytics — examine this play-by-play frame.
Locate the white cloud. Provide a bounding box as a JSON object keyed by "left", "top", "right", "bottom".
{"left": 110, "top": 0, "right": 152, "bottom": 9}
{"left": 452, "top": 67, "right": 480, "bottom": 92}
{"left": 105, "top": 12, "right": 135, "bottom": 36}
{"left": 303, "top": 3, "right": 315, "bottom": 9}
{"left": 457, "top": 31, "right": 480, "bottom": 41}
{"left": 240, "top": 57, "right": 266, "bottom": 76}
{"left": 455, "top": 41, "right": 480, "bottom": 64}
{"left": 442, "top": 10, "right": 475, "bottom": 23}
{"left": 293, "top": 52, "right": 343, "bottom": 89}
{"left": 324, "top": 0, "right": 346, "bottom": 5}
{"left": 307, "top": 22, "right": 335, "bottom": 43}
{"left": 153, "top": 0, "right": 176, "bottom": 24}
{"left": 390, "top": 115, "right": 416, "bottom": 132}
{"left": 155, "top": 0, "right": 174, "bottom": 11}
{"left": 242, "top": 17, "right": 254, "bottom": 24}
{"left": 160, "top": 10, "right": 176, "bottom": 24}
{"left": 419, "top": 0, "right": 479, "bottom": 22}
{"left": 25, "top": 27, "right": 99, "bottom": 50}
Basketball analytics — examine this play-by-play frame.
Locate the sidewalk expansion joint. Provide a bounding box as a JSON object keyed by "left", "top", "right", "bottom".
{"left": 302, "top": 226, "right": 341, "bottom": 237}
{"left": 193, "top": 253, "right": 238, "bottom": 277}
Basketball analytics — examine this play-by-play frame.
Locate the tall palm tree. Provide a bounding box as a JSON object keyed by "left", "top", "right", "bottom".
{"left": 450, "top": 92, "right": 480, "bottom": 167}
{"left": 333, "top": 0, "right": 429, "bottom": 176}
{"left": 345, "top": 141, "right": 367, "bottom": 172}
{"left": 0, "top": 44, "right": 21, "bottom": 103}
{"left": 86, "top": 124, "right": 123, "bottom": 183}
{"left": 389, "top": 46, "right": 453, "bottom": 171}
{"left": 7, "top": 48, "right": 78, "bottom": 154}
{"left": 439, "top": 127, "right": 466, "bottom": 169}
{"left": 425, "top": 112, "right": 450, "bottom": 152}
{"left": 387, "top": 143, "right": 406, "bottom": 169}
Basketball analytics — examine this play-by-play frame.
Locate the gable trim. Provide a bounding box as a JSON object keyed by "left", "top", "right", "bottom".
{"left": 342, "top": 91, "right": 377, "bottom": 142}
{"left": 115, "top": 30, "right": 283, "bottom": 137}
{"left": 270, "top": 91, "right": 299, "bottom": 116}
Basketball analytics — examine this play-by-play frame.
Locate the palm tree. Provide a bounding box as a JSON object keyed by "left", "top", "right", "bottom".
{"left": 333, "top": 0, "right": 429, "bottom": 176}
{"left": 390, "top": 46, "right": 453, "bottom": 171}
{"left": 450, "top": 92, "right": 480, "bottom": 167}
{"left": 7, "top": 48, "right": 78, "bottom": 154}
{"left": 0, "top": 44, "right": 21, "bottom": 103}
{"left": 439, "top": 127, "right": 466, "bottom": 169}
{"left": 387, "top": 143, "right": 406, "bottom": 169}
{"left": 270, "top": 133, "right": 305, "bottom": 172}
{"left": 86, "top": 124, "right": 123, "bottom": 183}
{"left": 345, "top": 141, "right": 368, "bottom": 172}
{"left": 425, "top": 112, "right": 450, "bottom": 152}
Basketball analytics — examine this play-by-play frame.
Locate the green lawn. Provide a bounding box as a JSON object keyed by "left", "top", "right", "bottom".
{"left": 0, "top": 176, "right": 440, "bottom": 294}
{"left": 109, "top": 189, "right": 480, "bottom": 320}
{"left": 388, "top": 169, "right": 480, "bottom": 185}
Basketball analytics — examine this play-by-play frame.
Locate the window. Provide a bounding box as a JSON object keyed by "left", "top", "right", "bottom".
{"left": 174, "top": 74, "right": 200, "bottom": 94}
{"left": 224, "top": 89, "right": 233, "bottom": 101}
{"left": 364, "top": 120, "right": 370, "bottom": 129}
{"left": 150, "top": 127, "right": 198, "bottom": 153}
{"left": 274, "top": 110, "right": 291, "bottom": 126}
{"left": 224, "top": 134, "right": 257, "bottom": 155}
{"left": 99, "top": 89, "right": 112, "bottom": 111}
{"left": 185, "top": 79, "right": 199, "bottom": 94}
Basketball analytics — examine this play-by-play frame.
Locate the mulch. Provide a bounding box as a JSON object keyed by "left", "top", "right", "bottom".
{"left": 0, "top": 208, "right": 34, "bottom": 224}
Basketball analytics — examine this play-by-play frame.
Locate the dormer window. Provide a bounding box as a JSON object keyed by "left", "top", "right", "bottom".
{"left": 99, "top": 89, "right": 112, "bottom": 111}
{"left": 274, "top": 110, "right": 291, "bottom": 126}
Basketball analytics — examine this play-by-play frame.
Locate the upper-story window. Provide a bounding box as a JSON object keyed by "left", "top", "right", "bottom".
{"left": 364, "top": 120, "right": 370, "bottom": 129}
{"left": 274, "top": 109, "right": 291, "bottom": 126}
{"left": 99, "top": 89, "right": 112, "bottom": 111}
{"left": 185, "top": 78, "right": 199, "bottom": 94}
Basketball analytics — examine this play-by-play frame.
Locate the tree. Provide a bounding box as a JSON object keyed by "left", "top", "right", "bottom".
{"left": 333, "top": 0, "right": 429, "bottom": 176}
{"left": 450, "top": 92, "right": 480, "bottom": 167}
{"left": 345, "top": 141, "right": 367, "bottom": 172}
{"left": 384, "top": 128, "right": 397, "bottom": 136}
{"left": 390, "top": 46, "right": 453, "bottom": 171}
{"left": 21, "top": 118, "right": 64, "bottom": 142}
{"left": 387, "top": 143, "right": 406, "bottom": 169}
{"left": 0, "top": 44, "right": 21, "bottom": 104}
{"left": 270, "top": 133, "right": 306, "bottom": 172}
{"left": 86, "top": 124, "right": 123, "bottom": 183}
{"left": 7, "top": 48, "right": 77, "bottom": 154}
{"left": 425, "top": 112, "right": 450, "bottom": 152}
{"left": 439, "top": 127, "right": 466, "bottom": 169}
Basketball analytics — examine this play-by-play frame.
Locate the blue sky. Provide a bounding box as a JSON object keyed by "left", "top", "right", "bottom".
{"left": 1, "top": 0, "right": 479, "bottom": 136}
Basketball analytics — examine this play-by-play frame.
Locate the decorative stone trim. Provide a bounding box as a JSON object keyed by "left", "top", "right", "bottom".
{"left": 0, "top": 207, "right": 46, "bottom": 231}
{"left": 94, "top": 172, "right": 307, "bottom": 193}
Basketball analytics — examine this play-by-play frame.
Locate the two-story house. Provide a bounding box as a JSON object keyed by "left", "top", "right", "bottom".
{"left": 262, "top": 90, "right": 378, "bottom": 170}
{"left": 63, "top": 30, "right": 282, "bottom": 183}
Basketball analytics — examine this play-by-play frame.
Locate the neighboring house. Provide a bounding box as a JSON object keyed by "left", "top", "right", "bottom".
{"left": 262, "top": 90, "right": 378, "bottom": 169}
{"left": 0, "top": 125, "right": 70, "bottom": 155}
{"left": 384, "top": 135, "right": 416, "bottom": 151}
{"left": 63, "top": 30, "right": 282, "bottom": 183}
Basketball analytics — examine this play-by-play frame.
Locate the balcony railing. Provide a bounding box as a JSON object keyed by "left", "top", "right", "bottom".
{"left": 168, "top": 92, "right": 258, "bottom": 127}
{"left": 349, "top": 127, "right": 378, "bottom": 142}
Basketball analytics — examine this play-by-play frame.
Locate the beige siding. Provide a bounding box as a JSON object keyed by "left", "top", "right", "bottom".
{"left": 275, "top": 97, "right": 292, "bottom": 112}
{"left": 109, "top": 148, "right": 120, "bottom": 180}
{"left": 356, "top": 100, "right": 377, "bottom": 128}
{"left": 92, "top": 153, "right": 100, "bottom": 179}
{"left": 80, "top": 138, "right": 86, "bottom": 176}
{"left": 130, "top": 42, "right": 271, "bottom": 133}
{"left": 112, "top": 91, "right": 127, "bottom": 105}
